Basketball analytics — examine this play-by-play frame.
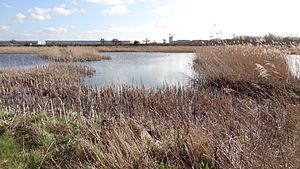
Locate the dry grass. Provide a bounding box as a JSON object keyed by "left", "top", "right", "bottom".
{"left": 0, "top": 45, "right": 197, "bottom": 54}
{"left": 97, "top": 46, "right": 197, "bottom": 53}
{"left": 0, "top": 45, "right": 299, "bottom": 168}
{"left": 0, "top": 46, "right": 111, "bottom": 62}
{"left": 194, "top": 45, "right": 300, "bottom": 99}
{"left": 195, "top": 45, "right": 289, "bottom": 82}
{"left": 38, "top": 46, "right": 111, "bottom": 62}
{"left": 0, "top": 64, "right": 95, "bottom": 114}
{"left": 1, "top": 85, "right": 299, "bottom": 168}
{"left": 287, "top": 45, "right": 300, "bottom": 55}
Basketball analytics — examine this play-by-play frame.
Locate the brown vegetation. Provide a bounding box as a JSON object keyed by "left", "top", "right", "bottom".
{"left": 97, "top": 45, "right": 197, "bottom": 53}
{"left": 195, "top": 45, "right": 300, "bottom": 98}
{"left": 0, "top": 46, "right": 111, "bottom": 62}
{"left": 0, "top": 45, "right": 299, "bottom": 168}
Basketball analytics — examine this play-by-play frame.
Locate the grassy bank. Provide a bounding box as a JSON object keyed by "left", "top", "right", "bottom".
{"left": 1, "top": 45, "right": 300, "bottom": 59}
{"left": 0, "top": 46, "right": 111, "bottom": 62}
{"left": 0, "top": 45, "right": 299, "bottom": 168}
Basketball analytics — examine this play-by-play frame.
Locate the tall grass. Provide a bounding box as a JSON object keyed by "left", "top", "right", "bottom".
{"left": 38, "top": 46, "right": 111, "bottom": 62}
{"left": 0, "top": 46, "right": 111, "bottom": 62}
{"left": 194, "top": 45, "right": 300, "bottom": 99}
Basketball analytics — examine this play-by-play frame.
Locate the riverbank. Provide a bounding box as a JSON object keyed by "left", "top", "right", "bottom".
{"left": 0, "top": 46, "right": 111, "bottom": 62}
{"left": 0, "top": 45, "right": 299, "bottom": 169}
{"left": 1, "top": 44, "right": 300, "bottom": 56}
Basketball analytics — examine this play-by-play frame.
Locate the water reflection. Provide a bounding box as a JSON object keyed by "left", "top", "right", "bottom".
{"left": 83, "top": 52, "right": 196, "bottom": 87}
{"left": 0, "top": 52, "right": 196, "bottom": 87}
{"left": 0, "top": 54, "right": 50, "bottom": 69}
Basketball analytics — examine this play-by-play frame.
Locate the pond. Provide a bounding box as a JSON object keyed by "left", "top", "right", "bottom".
{"left": 82, "top": 52, "right": 196, "bottom": 87}
{"left": 0, "top": 53, "right": 51, "bottom": 69}
{"left": 0, "top": 52, "right": 196, "bottom": 88}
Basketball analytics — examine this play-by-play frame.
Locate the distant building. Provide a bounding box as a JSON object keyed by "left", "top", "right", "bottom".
{"left": 45, "top": 40, "right": 100, "bottom": 46}
{"left": 173, "top": 40, "right": 191, "bottom": 45}
{"left": 45, "top": 40, "right": 132, "bottom": 46}
{"left": 169, "top": 34, "right": 174, "bottom": 44}
{"left": 17, "top": 41, "right": 38, "bottom": 46}
{"left": 0, "top": 41, "right": 10, "bottom": 46}
{"left": 38, "top": 40, "right": 46, "bottom": 45}
{"left": 0, "top": 40, "right": 38, "bottom": 46}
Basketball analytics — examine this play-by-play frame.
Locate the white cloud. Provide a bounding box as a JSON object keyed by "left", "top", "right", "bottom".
{"left": 0, "top": 25, "right": 10, "bottom": 31}
{"left": 86, "top": 0, "right": 135, "bottom": 5}
{"left": 52, "top": 6, "right": 73, "bottom": 16}
{"left": 14, "top": 13, "right": 26, "bottom": 21}
{"left": 70, "top": 1, "right": 78, "bottom": 5}
{"left": 27, "top": 8, "right": 52, "bottom": 21}
{"left": 0, "top": 2, "right": 12, "bottom": 8}
{"left": 81, "top": 21, "right": 174, "bottom": 41}
{"left": 86, "top": 0, "right": 123, "bottom": 5}
{"left": 43, "top": 27, "right": 68, "bottom": 34}
{"left": 147, "top": 0, "right": 300, "bottom": 40}
{"left": 14, "top": 5, "right": 85, "bottom": 21}
{"left": 125, "top": 0, "right": 135, "bottom": 5}
{"left": 140, "top": 0, "right": 157, "bottom": 2}
{"left": 102, "top": 5, "right": 130, "bottom": 16}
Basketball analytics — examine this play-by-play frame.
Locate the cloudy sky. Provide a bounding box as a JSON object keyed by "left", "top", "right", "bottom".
{"left": 0, "top": 0, "right": 300, "bottom": 42}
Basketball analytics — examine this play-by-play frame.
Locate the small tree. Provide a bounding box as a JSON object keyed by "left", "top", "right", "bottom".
{"left": 9, "top": 39, "right": 17, "bottom": 45}
{"left": 112, "top": 38, "right": 119, "bottom": 45}
{"left": 133, "top": 40, "right": 140, "bottom": 45}
{"left": 100, "top": 38, "right": 105, "bottom": 45}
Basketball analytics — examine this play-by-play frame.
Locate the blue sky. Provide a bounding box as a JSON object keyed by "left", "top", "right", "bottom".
{"left": 0, "top": 0, "right": 300, "bottom": 42}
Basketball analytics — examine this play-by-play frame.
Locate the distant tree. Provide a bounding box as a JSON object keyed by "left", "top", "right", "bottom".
{"left": 133, "top": 40, "right": 140, "bottom": 45}
{"left": 264, "top": 33, "right": 278, "bottom": 44}
{"left": 143, "top": 38, "right": 150, "bottom": 45}
{"left": 100, "top": 38, "right": 105, "bottom": 45}
{"left": 112, "top": 38, "right": 119, "bottom": 45}
{"left": 9, "top": 39, "right": 17, "bottom": 44}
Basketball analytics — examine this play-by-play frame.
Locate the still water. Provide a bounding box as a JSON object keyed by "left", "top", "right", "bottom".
{"left": 0, "top": 53, "right": 51, "bottom": 69}
{"left": 0, "top": 52, "right": 196, "bottom": 87}
{"left": 83, "top": 52, "right": 196, "bottom": 87}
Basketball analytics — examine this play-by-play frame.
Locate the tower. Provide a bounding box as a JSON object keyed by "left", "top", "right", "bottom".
{"left": 169, "top": 34, "right": 174, "bottom": 44}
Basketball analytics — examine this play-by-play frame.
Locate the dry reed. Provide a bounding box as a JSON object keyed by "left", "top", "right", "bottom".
{"left": 194, "top": 45, "right": 300, "bottom": 99}
{"left": 0, "top": 46, "right": 112, "bottom": 62}
{"left": 0, "top": 45, "right": 299, "bottom": 169}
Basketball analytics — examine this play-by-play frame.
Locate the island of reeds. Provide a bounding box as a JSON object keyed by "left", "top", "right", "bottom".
{"left": 0, "top": 45, "right": 299, "bottom": 169}
{"left": 0, "top": 46, "right": 111, "bottom": 62}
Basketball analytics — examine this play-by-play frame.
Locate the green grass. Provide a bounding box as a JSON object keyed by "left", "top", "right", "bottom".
{"left": 0, "top": 133, "right": 43, "bottom": 169}
{"left": 0, "top": 134, "right": 23, "bottom": 168}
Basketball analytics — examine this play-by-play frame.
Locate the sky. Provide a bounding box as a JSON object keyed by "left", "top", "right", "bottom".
{"left": 0, "top": 0, "right": 300, "bottom": 42}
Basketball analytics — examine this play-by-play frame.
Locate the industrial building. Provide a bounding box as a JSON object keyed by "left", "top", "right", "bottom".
{"left": 0, "top": 40, "right": 38, "bottom": 46}
{"left": 45, "top": 40, "right": 132, "bottom": 46}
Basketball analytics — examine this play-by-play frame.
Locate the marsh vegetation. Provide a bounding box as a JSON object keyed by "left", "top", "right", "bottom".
{"left": 0, "top": 45, "right": 299, "bottom": 169}
{"left": 0, "top": 46, "right": 111, "bottom": 62}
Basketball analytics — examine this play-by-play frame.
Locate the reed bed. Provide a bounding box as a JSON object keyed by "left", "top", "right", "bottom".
{"left": 0, "top": 64, "right": 95, "bottom": 114}
{"left": 0, "top": 46, "right": 197, "bottom": 54}
{"left": 194, "top": 45, "right": 300, "bottom": 99}
{"left": 1, "top": 85, "right": 299, "bottom": 168}
{"left": 38, "top": 46, "right": 111, "bottom": 62}
{"left": 0, "top": 46, "right": 112, "bottom": 62}
{"left": 97, "top": 46, "right": 197, "bottom": 53}
{"left": 287, "top": 45, "right": 300, "bottom": 55}
{"left": 0, "top": 45, "right": 299, "bottom": 168}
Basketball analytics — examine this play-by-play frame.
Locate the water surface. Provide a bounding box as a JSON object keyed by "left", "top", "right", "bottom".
{"left": 0, "top": 53, "right": 50, "bottom": 69}
{"left": 0, "top": 52, "right": 196, "bottom": 88}
{"left": 83, "top": 52, "right": 196, "bottom": 87}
